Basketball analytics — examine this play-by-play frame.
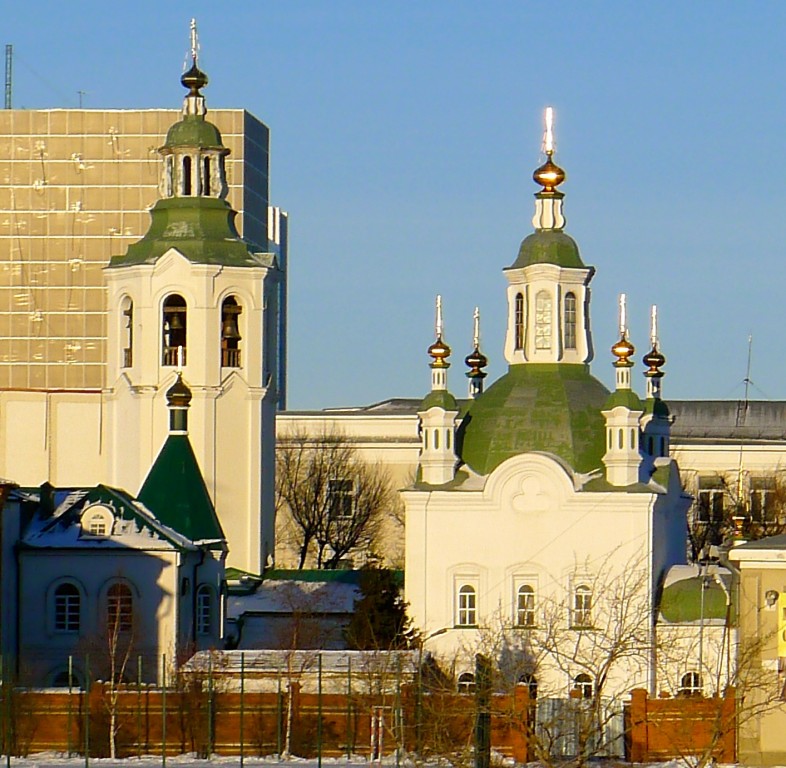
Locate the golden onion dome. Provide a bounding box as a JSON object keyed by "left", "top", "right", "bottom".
{"left": 465, "top": 346, "right": 489, "bottom": 375}
{"left": 642, "top": 345, "right": 666, "bottom": 375}
{"left": 611, "top": 335, "right": 635, "bottom": 366}
{"left": 428, "top": 335, "right": 451, "bottom": 367}
{"left": 533, "top": 155, "right": 566, "bottom": 193}
{"left": 166, "top": 372, "right": 193, "bottom": 408}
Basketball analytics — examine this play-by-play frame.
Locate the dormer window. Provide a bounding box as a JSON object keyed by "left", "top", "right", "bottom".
{"left": 81, "top": 504, "right": 114, "bottom": 538}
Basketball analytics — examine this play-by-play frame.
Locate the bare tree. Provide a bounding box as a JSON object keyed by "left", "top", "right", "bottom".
{"left": 276, "top": 428, "right": 392, "bottom": 568}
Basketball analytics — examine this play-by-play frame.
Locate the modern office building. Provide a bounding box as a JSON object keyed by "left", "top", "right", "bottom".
{"left": 0, "top": 107, "right": 286, "bottom": 403}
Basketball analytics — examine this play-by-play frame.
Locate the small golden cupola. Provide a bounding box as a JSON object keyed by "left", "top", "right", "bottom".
{"left": 465, "top": 307, "right": 488, "bottom": 399}
{"left": 428, "top": 295, "right": 452, "bottom": 374}
{"left": 531, "top": 106, "right": 567, "bottom": 230}
{"left": 611, "top": 293, "right": 635, "bottom": 385}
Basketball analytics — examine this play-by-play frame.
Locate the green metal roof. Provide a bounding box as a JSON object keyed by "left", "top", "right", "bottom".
{"left": 604, "top": 388, "right": 644, "bottom": 411}
{"left": 138, "top": 434, "right": 225, "bottom": 545}
{"left": 420, "top": 389, "right": 459, "bottom": 411}
{"left": 165, "top": 115, "right": 224, "bottom": 149}
{"left": 457, "top": 363, "right": 610, "bottom": 475}
{"left": 107, "top": 197, "right": 267, "bottom": 268}
{"left": 509, "top": 230, "right": 585, "bottom": 270}
{"left": 660, "top": 576, "right": 732, "bottom": 623}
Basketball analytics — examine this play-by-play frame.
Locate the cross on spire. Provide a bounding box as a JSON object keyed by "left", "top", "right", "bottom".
{"left": 190, "top": 18, "right": 199, "bottom": 64}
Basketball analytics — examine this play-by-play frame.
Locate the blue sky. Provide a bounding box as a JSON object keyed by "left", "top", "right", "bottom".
{"left": 6, "top": 3, "right": 786, "bottom": 408}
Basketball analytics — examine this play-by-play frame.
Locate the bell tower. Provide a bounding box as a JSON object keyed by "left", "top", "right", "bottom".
{"left": 104, "top": 21, "right": 281, "bottom": 574}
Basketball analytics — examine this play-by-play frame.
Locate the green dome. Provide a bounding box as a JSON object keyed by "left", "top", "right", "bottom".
{"left": 165, "top": 115, "right": 224, "bottom": 149}
{"left": 603, "top": 388, "right": 643, "bottom": 411}
{"left": 420, "top": 389, "right": 458, "bottom": 412}
{"left": 457, "top": 364, "right": 610, "bottom": 475}
{"left": 510, "top": 230, "right": 585, "bottom": 270}
{"left": 660, "top": 577, "right": 730, "bottom": 623}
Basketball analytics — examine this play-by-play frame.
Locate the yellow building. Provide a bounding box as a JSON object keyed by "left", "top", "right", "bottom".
{"left": 0, "top": 107, "right": 286, "bottom": 400}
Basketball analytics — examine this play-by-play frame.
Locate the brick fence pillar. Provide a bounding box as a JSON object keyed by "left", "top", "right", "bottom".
{"left": 628, "top": 688, "right": 648, "bottom": 762}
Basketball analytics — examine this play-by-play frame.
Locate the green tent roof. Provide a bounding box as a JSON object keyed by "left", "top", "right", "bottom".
{"left": 457, "top": 363, "right": 610, "bottom": 475}
{"left": 138, "top": 434, "right": 225, "bottom": 545}
{"left": 107, "top": 197, "right": 266, "bottom": 268}
{"left": 509, "top": 230, "right": 585, "bottom": 270}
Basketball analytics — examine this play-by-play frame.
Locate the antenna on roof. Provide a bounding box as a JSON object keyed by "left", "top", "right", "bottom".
{"left": 736, "top": 334, "right": 753, "bottom": 516}
{"left": 4, "top": 44, "right": 12, "bottom": 109}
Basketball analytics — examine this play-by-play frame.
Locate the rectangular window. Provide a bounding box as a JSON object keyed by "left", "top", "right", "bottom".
{"left": 196, "top": 587, "right": 212, "bottom": 635}
{"left": 697, "top": 478, "right": 725, "bottom": 523}
{"left": 572, "top": 584, "right": 592, "bottom": 628}
{"left": 327, "top": 478, "right": 354, "bottom": 519}
{"left": 55, "top": 590, "right": 80, "bottom": 633}
{"left": 750, "top": 478, "right": 777, "bottom": 523}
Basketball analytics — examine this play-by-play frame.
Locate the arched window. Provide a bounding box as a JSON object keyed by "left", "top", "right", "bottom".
{"left": 221, "top": 296, "right": 243, "bottom": 367}
{"left": 457, "top": 584, "right": 477, "bottom": 627}
{"left": 107, "top": 583, "right": 133, "bottom": 633}
{"left": 434, "top": 429, "right": 440, "bottom": 449}
{"left": 203, "top": 156, "right": 211, "bottom": 196}
{"left": 679, "top": 671, "right": 703, "bottom": 697}
{"left": 183, "top": 156, "right": 192, "bottom": 196}
{"left": 121, "top": 297, "right": 133, "bottom": 368}
{"left": 516, "top": 584, "right": 536, "bottom": 627}
{"left": 518, "top": 673, "right": 538, "bottom": 699}
{"left": 457, "top": 672, "right": 476, "bottom": 694}
{"left": 535, "top": 291, "right": 552, "bottom": 350}
{"left": 573, "top": 673, "right": 593, "bottom": 699}
{"left": 564, "top": 292, "right": 577, "bottom": 350}
{"left": 196, "top": 585, "right": 213, "bottom": 636}
{"left": 164, "top": 156, "right": 174, "bottom": 197}
{"left": 514, "top": 293, "right": 524, "bottom": 350}
{"left": 52, "top": 668, "right": 83, "bottom": 689}
{"left": 163, "top": 294, "right": 187, "bottom": 366}
{"left": 573, "top": 584, "right": 592, "bottom": 628}
{"left": 54, "top": 583, "right": 81, "bottom": 633}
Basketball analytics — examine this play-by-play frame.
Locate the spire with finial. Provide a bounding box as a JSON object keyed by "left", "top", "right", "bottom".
{"left": 611, "top": 293, "right": 635, "bottom": 373}
{"left": 532, "top": 106, "right": 567, "bottom": 230}
{"left": 180, "top": 18, "right": 209, "bottom": 114}
{"left": 427, "top": 295, "right": 451, "bottom": 374}
{"left": 642, "top": 305, "right": 666, "bottom": 400}
{"left": 465, "top": 307, "right": 488, "bottom": 399}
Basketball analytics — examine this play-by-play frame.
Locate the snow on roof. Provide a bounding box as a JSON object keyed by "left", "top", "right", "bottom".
{"left": 227, "top": 578, "right": 360, "bottom": 619}
{"left": 183, "top": 648, "right": 417, "bottom": 676}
